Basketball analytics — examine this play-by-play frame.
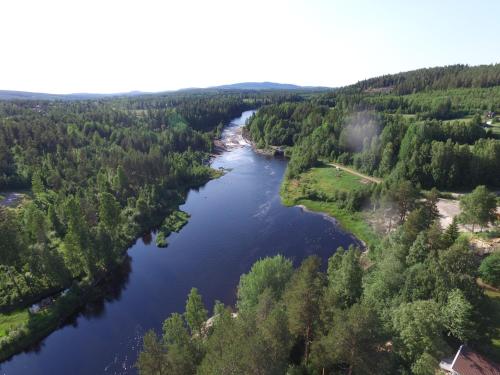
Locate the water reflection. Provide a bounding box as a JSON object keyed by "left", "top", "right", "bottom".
{"left": 141, "top": 232, "right": 152, "bottom": 245}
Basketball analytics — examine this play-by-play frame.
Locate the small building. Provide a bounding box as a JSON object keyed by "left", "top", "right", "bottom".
{"left": 439, "top": 345, "right": 499, "bottom": 375}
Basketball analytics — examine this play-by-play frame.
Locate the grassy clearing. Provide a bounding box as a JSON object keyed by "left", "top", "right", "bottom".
{"left": 474, "top": 229, "right": 500, "bottom": 240}
{"left": 0, "top": 278, "right": 107, "bottom": 361}
{"left": 283, "top": 166, "right": 368, "bottom": 201}
{"left": 293, "top": 199, "right": 380, "bottom": 247}
{"left": 0, "top": 309, "right": 29, "bottom": 338}
{"left": 401, "top": 114, "right": 416, "bottom": 120}
{"left": 281, "top": 165, "right": 380, "bottom": 247}
{"left": 442, "top": 115, "right": 474, "bottom": 124}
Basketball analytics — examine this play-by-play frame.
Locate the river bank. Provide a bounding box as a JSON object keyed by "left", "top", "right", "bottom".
{"left": 241, "top": 122, "right": 378, "bottom": 248}
{"left": 279, "top": 166, "right": 380, "bottom": 248}
{"left": 241, "top": 127, "right": 287, "bottom": 157}
{"left": 0, "top": 260, "right": 127, "bottom": 362}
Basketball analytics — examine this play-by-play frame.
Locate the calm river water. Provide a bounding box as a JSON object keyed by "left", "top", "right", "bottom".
{"left": 0, "top": 110, "right": 360, "bottom": 375}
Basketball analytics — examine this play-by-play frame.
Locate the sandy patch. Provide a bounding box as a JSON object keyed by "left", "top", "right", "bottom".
{"left": 437, "top": 198, "right": 461, "bottom": 228}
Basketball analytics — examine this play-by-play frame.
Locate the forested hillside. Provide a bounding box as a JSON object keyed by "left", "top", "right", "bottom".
{"left": 345, "top": 64, "right": 500, "bottom": 94}
{"left": 247, "top": 65, "right": 500, "bottom": 190}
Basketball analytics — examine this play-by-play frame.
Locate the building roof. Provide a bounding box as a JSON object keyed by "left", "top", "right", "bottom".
{"left": 452, "top": 345, "right": 500, "bottom": 375}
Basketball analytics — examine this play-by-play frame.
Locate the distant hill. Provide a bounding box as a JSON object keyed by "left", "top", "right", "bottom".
{"left": 213, "top": 82, "right": 303, "bottom": 90}
{"left": 0, "top": 83, "right": 331, "bottom": 101}
{"left": 211, "top": 82, "right": 330, "bottom": 91}
{"left": 0, "top": 90, "right": 149, "bottom": 101}
{"left": 0, "top": 90, "right": 65, "bottom": 100}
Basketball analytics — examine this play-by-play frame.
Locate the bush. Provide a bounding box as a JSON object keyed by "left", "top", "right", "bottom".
{"left": 479, "top": 252, "right": 500, "bottom": 287}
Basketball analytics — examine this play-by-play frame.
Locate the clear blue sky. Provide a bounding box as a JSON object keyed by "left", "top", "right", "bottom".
{"left": 0, "top": 0, "right": 499, "bottom": 93}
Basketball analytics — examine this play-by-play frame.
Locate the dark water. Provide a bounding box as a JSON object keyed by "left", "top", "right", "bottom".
{"left": 0, "top": 110, "right": 360, "bottom": 375}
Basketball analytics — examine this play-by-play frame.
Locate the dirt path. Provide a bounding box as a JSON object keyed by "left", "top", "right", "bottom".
{"left": 328, "top": 162, "right": 382, "bottom": 184}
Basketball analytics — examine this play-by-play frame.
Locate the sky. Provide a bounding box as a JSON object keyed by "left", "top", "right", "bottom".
{"left": 1, "top": 0, "right": 499, "bottom": 94}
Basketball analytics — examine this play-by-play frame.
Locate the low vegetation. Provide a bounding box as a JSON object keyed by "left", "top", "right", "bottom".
{"left": 0, "top": 309, "right": 28, "bottom": 338}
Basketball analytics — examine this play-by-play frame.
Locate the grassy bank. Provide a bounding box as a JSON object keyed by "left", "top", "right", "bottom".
{"left": 0, "top": 310, "right": 28, "bottom": 338}
{"left": 281, "top": 165, "right": 380, "bottom": 248}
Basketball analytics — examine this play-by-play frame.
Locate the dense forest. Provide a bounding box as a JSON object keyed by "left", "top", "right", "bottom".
{"left": 0, "top": 95, "right": 242, "bottom": 309}
{"left": 247, "top": 87, "right": 500, "bottom": 189}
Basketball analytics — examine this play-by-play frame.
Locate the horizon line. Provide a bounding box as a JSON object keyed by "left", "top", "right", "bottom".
{"left": 0, "top": 81, "right": 335, "bottom": 96}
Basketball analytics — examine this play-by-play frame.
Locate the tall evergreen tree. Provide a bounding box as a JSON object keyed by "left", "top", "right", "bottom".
{"left": 284, "top": 256, "right": 324, "bottom": 363}
{"left": 184, "top": 288, "right": 208, "bottom": 336}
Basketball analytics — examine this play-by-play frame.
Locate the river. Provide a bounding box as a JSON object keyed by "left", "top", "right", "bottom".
{"left": 0, "top": 110, "right": 360, "bottom": 375}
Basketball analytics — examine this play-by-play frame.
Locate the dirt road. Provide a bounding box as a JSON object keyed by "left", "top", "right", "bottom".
{"left": 328, "top": 162, "right": 382, "bottom": 184}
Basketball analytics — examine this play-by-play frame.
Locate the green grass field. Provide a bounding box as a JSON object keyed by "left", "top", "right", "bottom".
{"left": 281, "top": 165, "right": 380, "bottom": 247}
{"left": 0, "top": 309, "right": 29, "bottom": 338}
{"left": 283, "top": 166, "right": 369, "bottom": 201}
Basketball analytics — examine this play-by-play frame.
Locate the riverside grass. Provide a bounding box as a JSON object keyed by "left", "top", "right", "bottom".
{"left": 281, "top": 165, "right": 380, "bottom": 248}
